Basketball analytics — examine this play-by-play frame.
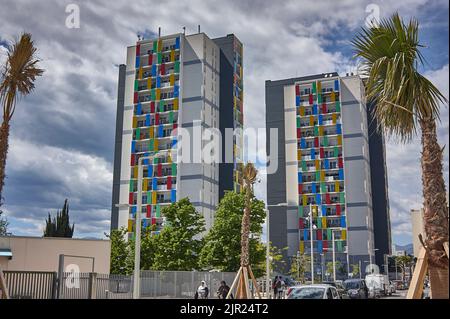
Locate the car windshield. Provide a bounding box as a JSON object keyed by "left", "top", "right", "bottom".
{"left": 344, "top": 281, "right": 360, "bottom": 290}
{"left": 290, "top": 287, "right": 325, "bottom": 299}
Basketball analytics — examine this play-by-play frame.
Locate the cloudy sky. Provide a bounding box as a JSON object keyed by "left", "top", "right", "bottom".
{"left": 0, "top": 0, "right": 448, "bottom": 245}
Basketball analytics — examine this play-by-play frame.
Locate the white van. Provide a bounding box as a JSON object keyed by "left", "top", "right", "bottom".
{"left": 365, "top": 274, "right": 390, "bottom": 297}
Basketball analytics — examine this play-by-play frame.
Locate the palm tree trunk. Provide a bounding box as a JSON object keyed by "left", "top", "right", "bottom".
{"left": 0, "top": 120, "right": 10, "bottom": 203}
{"left": 240, "top": 187, "right": 251, "bottom": 267}
{"left": 420, "top": 118, "right": 449, "bottom": 299}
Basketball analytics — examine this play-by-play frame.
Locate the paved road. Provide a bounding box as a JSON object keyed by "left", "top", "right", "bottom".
{"left": 381, "top": 290, "right": 408, "bottom": 299}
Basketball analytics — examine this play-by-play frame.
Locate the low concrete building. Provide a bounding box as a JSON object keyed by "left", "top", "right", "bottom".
{"left": 0, "top": 236, "right": 110, "bottom": 274}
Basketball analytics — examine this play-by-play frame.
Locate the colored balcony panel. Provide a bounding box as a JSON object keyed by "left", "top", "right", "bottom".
{"left": 319, "top": 147, "right": 324, "bottom": 159}
{"left": 315, "top": 171, "right": 320, "bottom": 182}
{"left": 337, "top": 240, "right": 343, "bottom": 252}
{"left": 148, "top": 139, "right": 154, "bottom": 152}
{"left": 129, "top": 193, "right": 134, "bottom": 205}
{"left": 318, "top": 114, "right": 323, "bottom": 125}
{"left": 296, "top": 117, "right": 301, "bottom": 128}
{"left": 148, "top": 165, "right": 153, "bottom": 178}
{"left": 134, "top": 80, "right": 139, "bottom": 91}
{"left": 131, "top": 141, "right": 136, "bottom": 153}
{"left": 157, "top": 163, "right": 162, "bottom": 177}
{"left": 171, "top": 189, "right": 177, "bottom": 203}
{"left": 309, "top": 115, "right": 314, "bottom": 126}
{"left": 150, "top": 101, "right": 155, "bottom": 113}
{"left": 175, "top": 37, "right": 180, "bottom": 49}
{"left": 153, "top": 40, "right": 158, "bottom": 52}
{"left": 171, "top": 163, "right": 177, "bottom": 176}
{"left": 159, "top": 100, "right": 165, "bottom": 112}
{"left": 335, "top": 101, "right": 341, "bottom": 113}
{"left": 324, "top": 159, "right": 330, "bottom": 170}
{"left": 143, "top": 178, "right": 148, "bottom": 192}
{"left": 302, "top": 195, "right": 308, "bottom": 206}
{"left": 323, "top": 136, "right": 329, "bottom": 147}
{"left": 341, "top": 230, "right": 347, "bottom": 240}
{"left": 157, "top": 52, "right": 162, "bottom": 64}
{"left": 146, "top": 205, "right": 151, "bottom": 218}
{"left": 321, "top": 103, "right": 327, "bottom": 114}
{"left": 323, "top": 240, "right": 328, "bottom": 250}
{"left": 325, "top": 193, "right": 331, "bottom": 204}
{"left": 160, "top": 63, "right": 165, "bottom": 76}
{"left": 129, "top": 180, "right": 135, "bottom": 192}
{"left": 336, "top": 123, "right": 342, "bottom": 134}
{"left": 317, "top": 229, "right": 322, "bottom": 240}
{"left": 317, "top": 81, "right": 322, "bottom": 94}
{"left": 296, "top": 128, "right": 301, "bottom": 139}
{"left": 334, "top": 147, "right": 339, "bottom": 158}
{"left": 311, "top": 182, "right": 316, "bottom": 194}
{"left": 173, "top": 98, "right": 179, "bottom": 110}
{"left": 327, "top": 229, "right": 332, "bottom": 240}
{"left": 133, "top": 92, "right": 138, "bottom": 104}
{"left": 337, "top": 135, "right": 342, "bottom": 146}
{"left": 340, "top": 192, "right": 345, "bottom": 204}
{"left": 151, "top": 65, "right": 157, "bottom": 77}
{"left": 156, "top": 89, "right": 161, "bottom": 100}
{"left": 170, "top": 49, "right": 175, "bottom": 62}
{"left": 314, "top": 137, "right": 319, "bottom": 148}
{"left": 338, "top": 157, "right": 343, "bottom": 168}
{"left": 340, "top": 216, "right": 346, "bottom": 227}
{"left": 312, "top": 82, "right": 317, "bottom": 94}
{"left": 300, "top": 138, "right": 306, "bottom": 149}
{"left": 174, "top": 61, "right": 180, "bottom": 73}
{"left": 148, "top": 54, "right": 153, "bottom": 66}
{"left": 138, "top": 67, "right": 143, "bottom": 80}
{"left": 298, "top": 172, "right": 303, "bottom": 183}
{"left": 312, "top": 104, "right": 318, "bottom": 115}
{"left": 299, "top": 241, "right": 305, "bottom": 254}
{"left": 295, "top": 85, "right": 300, "bottom": 96}
{"left": 135, "top": 56, "right": 140, "bottom": 69}
{"left": 338, "top": 168, "right": 344, "bottom": 180}
{"left": 155, "top": 204, "right": 161, "bottom": 217}
{"left": 335, "top": 181, "right": 340, "bottom": 192}
{"left": 321, "top": 205, "right": 327, "bottom": 217}
{"left": 317, "top": 93, "right": 322, "bottom": 104}
{"left": 334, "top": 79, "right": 340, "bottom": 91}
{"left": 158, "top": 124, "right": 163, "bottom": 137}
{"left": 320, "top": 182, "right": 326, "bottom": 193}
{"left": 315, "top": 159, "right": 320, "bottom": 171}
{"left": 169, "top": 111, "right": 174, "bottom": 124}
{"left": 322, "top": 217, "right": 327, "bottom": 228}
{"left": 167, "top": 176, "right": 172, "bottom": 190}
{"left": 309, "top": 94, "right": 314, "bottom": 105}
{"left": 301, "top": 160, "right": 307, "bottom": 172}
{"left": 317, "top": 217, "right": 322, "bottom": 229}
{"left": 336, "top": 204, "right": 341, "bottom": 216}
{"left": 299, "top": 106, "right": 305, "bottom": 116}
{"left": 147, "top": 78, "right": 152, "bottom": 90}
{"left": 320, "top": 171, "right": 325, "bottom": 181}
{"left": 156, "top": 76, "right": 161, "bottom": 88}
{"left": 314, "top": 126, "right": 319, "bottom": 137}
{"left": 317, "top": 241, "right": 323, "bottom": 253}
{"left": 133, "top": 166, "right": 138, "bottom": 179}
{"left": 304, "top": 230, "right": 309, "bottom": 241}
{"left": 135, "top": 128, "right": 141, "bottom": 140}
{"left": 296, "top": 96, "right": 300, "bottom": 106}
{"left": 330, "top": 91, "right": 336, "bottom": 102}
{"left": 311, "top": 148, "right": 316, "bottom": 160}
{"left": 315, "top": 194, "right": 321, "bottom": 205}
{"left": 170, "top": 74, "right": 175, "bottom": 86}
{"left": 145, "top": 114, "right": 150, "bottom": 126}
{"left": 174, "top": 85, "right": 180, "bottom": 98}
{"left": 298, "top": 206, "right": 303, "bottom": 218}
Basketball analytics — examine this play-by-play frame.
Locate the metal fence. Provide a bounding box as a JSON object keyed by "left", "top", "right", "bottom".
{"left": 4, "top": 271, "right": 56, "bottom": 299}
{"left": 140, "top": 271, "right": 236, "bottom": 299}
{"left": 2, "top": 270, "right": 235, "bottom": 299}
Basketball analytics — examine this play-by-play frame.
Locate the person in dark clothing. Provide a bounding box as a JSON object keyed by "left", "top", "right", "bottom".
{"left": 217, "top": 281, "right": 232, "bottom": 299}
{"left": 272, "top": 276, "right": 279, "bottom": 299}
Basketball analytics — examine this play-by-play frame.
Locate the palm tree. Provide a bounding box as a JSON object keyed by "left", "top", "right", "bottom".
{"left": 395, "top": 255, "right": 414, "bottom": 285}
{"left": 352, "top": 13, "right": 448, "bottom": 298}
{"left": 0, "top": 33, "right": 44, "bottom": 202}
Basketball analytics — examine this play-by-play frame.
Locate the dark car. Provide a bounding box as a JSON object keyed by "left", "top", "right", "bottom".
{"left": 322, "top": 281, "right": 349, "bottom": 299}
{"left": 343, "top": 279, "right": 369, "bottom": 299}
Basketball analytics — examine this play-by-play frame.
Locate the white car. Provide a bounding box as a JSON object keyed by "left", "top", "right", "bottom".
{"left": 287, "top": 285, "right": 341, "bottom": 299}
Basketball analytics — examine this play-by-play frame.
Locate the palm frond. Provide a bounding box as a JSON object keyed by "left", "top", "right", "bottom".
{"left": 351, "top": 13, "right": 447, "bottom": 142}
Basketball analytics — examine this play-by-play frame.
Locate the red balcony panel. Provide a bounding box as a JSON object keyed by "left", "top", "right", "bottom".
{"left": 134, "top": 92, "right": 138, "bottom": 104}
{"left": 157, "top": 163, "right": 162, "bottom": 177}
{"left": 131, "top": 154, "right": 135, "bottom": 166}
{"left": 150, "top": 101, "right": 155, "bottom": 113}
{"left": 322, "top": 103, "right": 327, "bottom": 114}
{"left": 129, "top": 193, "right": 134, "bottom": 205}
{"left": 314, "top": 137, "right": 319, "bottom": 148}
{"left": 325, "top": 193, "right": 331, "bottom": 204}
{"left": 299, "top": 218, "right": 304, "bottom": 229}
{"left": 323, "top": 240, "right": 328, "bottom": 249}
{"left": 336, "top": 205, "right": 341, "bottom": 216}
{"left": 317, "top": 230, "right": 322, "bottom": 240}
{"left": 338, "top": 157, "right": 343, "bottom": 168}
{"left": 173, "top": 123, "right": 178, "bottom": 130}
{"left": 298, "top": 184, "right": 303, "bottom": 194}
{"left": 146, "top": 205, "right": 151, "bottom": 218}
{"left": 148, "top": 54, "right": 153, "bottom": 65}
{"left": 320, "top": 148, "right": 324, "bottom": 158}
{"left": 297, "top": 128, "right": 301, "bottom": 139}
{"left": 136, "top": 44, "right": 140, "bottom": 56}
{"left": 309, "top": 94, "right": 313, "bottom": 105}
{"left": 155, "top": 113, "right": 160, "bottom": 125}
{"left": 151, "top": 217, "right": 156, "bottom": 225}
{"left": 295, "top": 85, "right": 300, "bottom": 96}
{"left": 167, "top": 176, "right": 172, "bottom": 189}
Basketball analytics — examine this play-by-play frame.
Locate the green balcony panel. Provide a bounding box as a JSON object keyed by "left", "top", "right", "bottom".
{"left": 317, "top": 218, "right": 322, "bottom": 229}
{"left": 317, "top": 93, "right": 322, "bottom": 104}
{"left": 169, "top": 111, "right": 174, "bottom": 124}
{"left": 129, "top": 180, "right": 134, "bottom": 192}
{"left": 312, "top": 82, "right": 317, "bottom": 94}
{"left": 147, "top": 191, "right": 152, "bottom": 204}
{"left": 134, "top": 80, "right": 138, "bottom": 91}
{"left": 171, "top": 163, "right": 177, "bottom": 176}
{"left": 174, "top": 61, "right": 180, "bottom": 73}
{"left": 321, "top": 182, "right": 326, "bottom": 193}
{"left": 315, "top": 171, "right": 321, "bottom": 182}
{"left": 340, "top": 192, "right": 345, "bottom": 204}
{"left": 323, "top": 136, "right": 328, "bottom": 147}
{"left": 153, "top": 41, "right": 158, "bottom": 52}
{"left": 155, "top": 204, "right": 161, "bottom": 217}
{"left": 314, "top": 126, "right": 319, "bottom": 136}
{"left": 298, "top": 206, "right": 303, "bottom": 218}
{"left": 327, "top": 229, "right": 332, "bottom": 240}
{"left": 302, "top": 161, "right": 307, "bottom": 172}
{"left": 153, "top": 157, "right": 159, "bottom": 164}
{"left": 334, "top": 147, "right": 339, "bottom": 157}
{"left": 136, "top": 128, "right": 141, "bottom": 140}
{"left": 157, "top": 52, "right": 162, "bottom": 64}
{"left": 336, "top": 101, "right": 341, "bottom": 113}
{"left": 159, "top": 100, "right": 164, "bottom": 112}
{"left": 296, "top": 117, "right": 301, "bottom": 128}
{"left": 151, "top": 89, "right": 156, "bottom": 101}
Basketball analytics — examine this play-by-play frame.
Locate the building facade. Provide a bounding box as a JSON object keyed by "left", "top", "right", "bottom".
{"left": 111, "top": 32, "right": 243, "bottom": 237}
{"left": 266, "top": 73, "right": 390, "bottom": 277}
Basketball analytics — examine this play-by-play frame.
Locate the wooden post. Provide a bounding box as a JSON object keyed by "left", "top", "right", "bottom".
{"left": 248, "top": 265, "right": 262, "bottom": 299}
{"left": 406, "top": 247, "right": 428, "bottom": 299}
{"left": 226, "top": 267, "right": 241, "bottom": 299}
{"left": 0, "top": 266, "right": 9, "bottom": 299}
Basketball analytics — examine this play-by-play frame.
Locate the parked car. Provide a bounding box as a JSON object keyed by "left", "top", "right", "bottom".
{"left": 287, "top": 285, "right": 341, "bottom": 299}
{"left": 321, "top": 281, "right": 349, "bottom": 299}
{"left": 343, "top": 279, "right": 369, "bottom": 299}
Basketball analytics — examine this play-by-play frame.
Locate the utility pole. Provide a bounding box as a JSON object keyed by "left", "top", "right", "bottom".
{"left": 332, "top": 230, "right": 336, "bottom": 282}
{"left": 309, "top": 203, "right": 314, "bottom": 284}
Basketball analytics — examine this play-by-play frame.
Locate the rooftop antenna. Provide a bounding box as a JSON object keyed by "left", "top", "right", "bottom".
{"left": 182, "top": 26, "right": 186, "bottom": 35}
{"left": 198, "top": 25, "right": 201, "bottom": 34}
{"left": 158, "top": 27, "right": 161, "bottom": 38}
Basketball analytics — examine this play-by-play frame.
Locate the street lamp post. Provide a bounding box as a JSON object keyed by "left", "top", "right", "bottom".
{"left": 265, "top": 203, "right": 287, "bottom": 299}
{"left": 308, "top": 203, "right": 316, "bottom": 284}
{"left": 332, "top": 230, "right": 337, "bottom": 282}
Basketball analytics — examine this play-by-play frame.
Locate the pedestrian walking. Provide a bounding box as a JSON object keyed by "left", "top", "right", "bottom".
{"left": 217, "top": 281, "right": 232, "bottom": 299}
{"left": 194, "top": 281, "right": 209, "bottom": 299}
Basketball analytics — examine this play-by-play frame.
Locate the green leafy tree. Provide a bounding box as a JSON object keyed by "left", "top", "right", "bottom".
{"left": 43, "top": 199, "right": 74, "bottom": 237}
{"left": 0, "top": 209, "right": 8, "bottom": 236}
{"left": 199, "top": 191, "right": 266, "bottom": 277}
{"left": 268, "top": 243, "right": 287, "bottom": 276}
{"left": 151, "top": 198, "right": 205, "bottom": 270}
{"left": 352, "top": 13, "right": 448, "bottom": 297}
{"left": 106, "top": 227, "right": 130, "bottom": 275}
{"left": 395, "top": 255, "right": 414, "bottom": 284}
{"left": 289, "top": 252, "right": 311, "bottom": 283}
